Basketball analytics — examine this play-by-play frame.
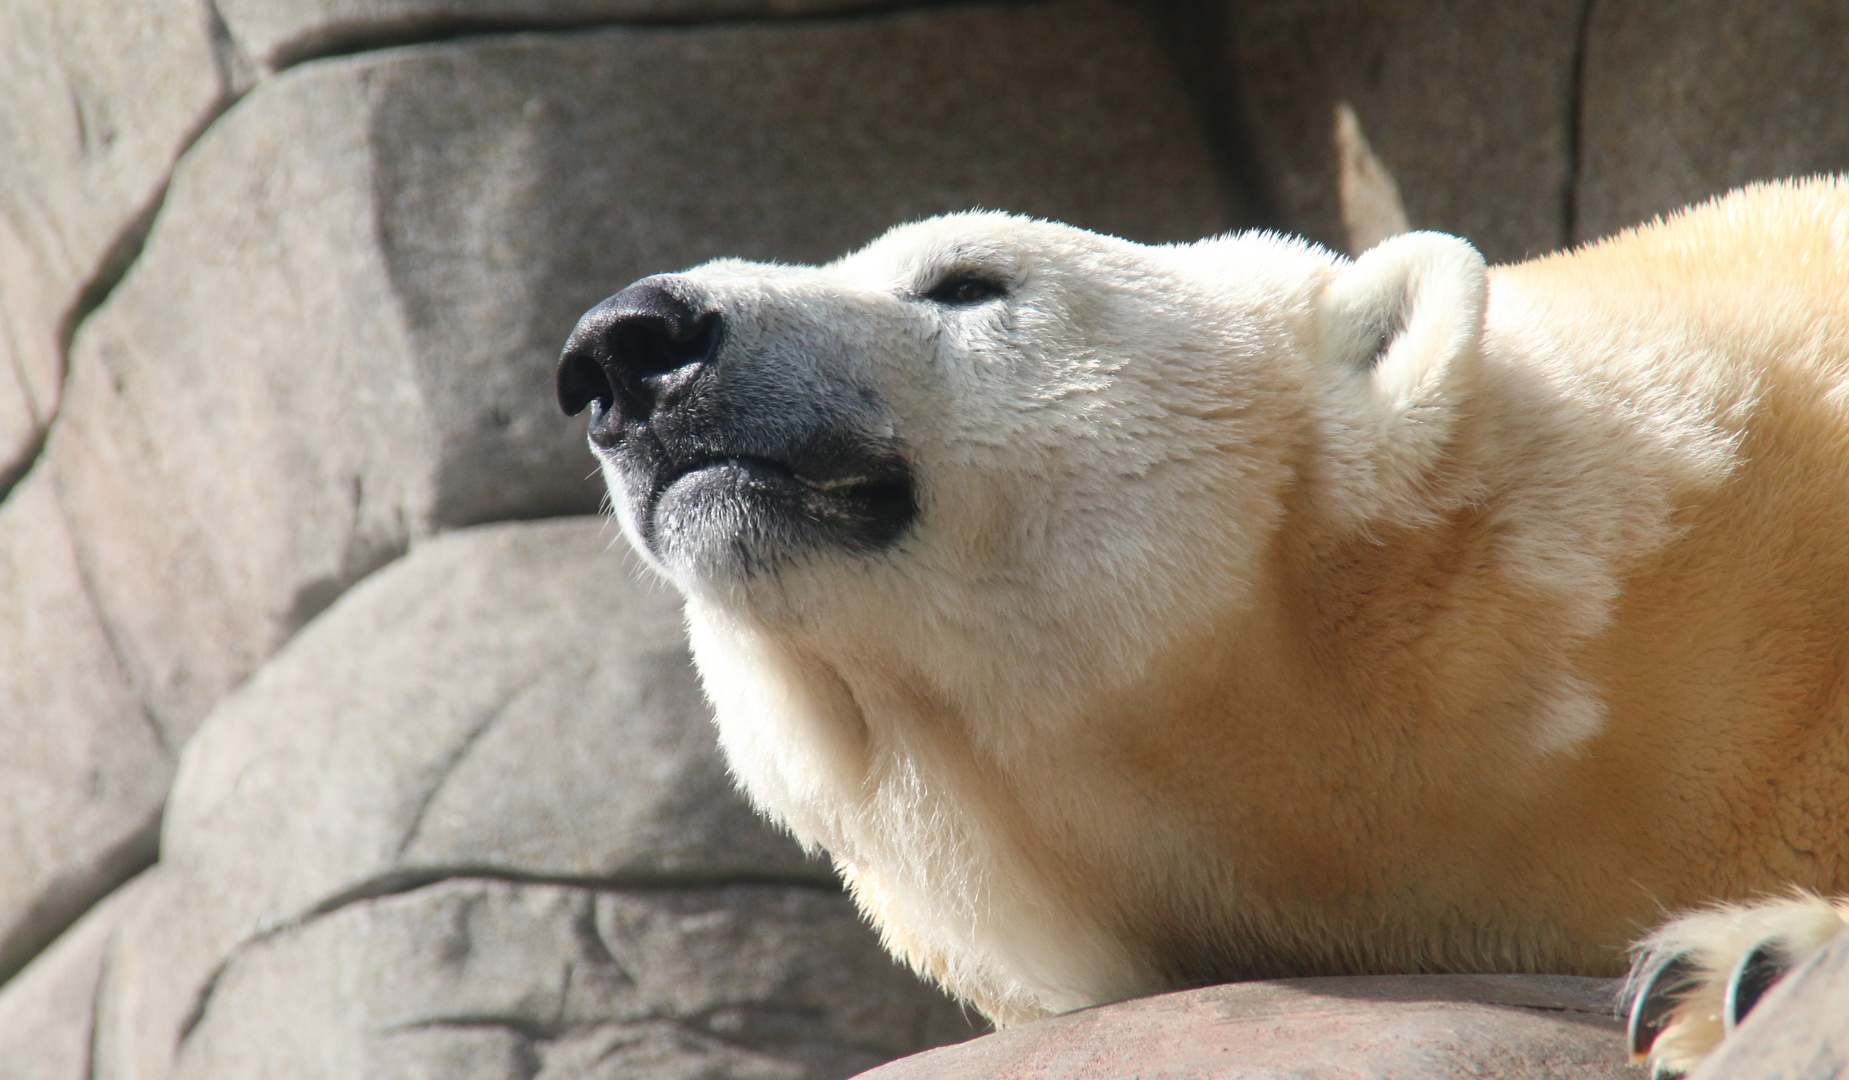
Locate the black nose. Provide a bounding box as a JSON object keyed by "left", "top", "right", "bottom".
{"left": 557, "top": 278, "right": 722, "bottom": 418}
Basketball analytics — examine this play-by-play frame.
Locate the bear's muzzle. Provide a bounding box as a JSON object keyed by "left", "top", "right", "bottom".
{"left": 559, "top": 275, "right": 916, "bottom": 579}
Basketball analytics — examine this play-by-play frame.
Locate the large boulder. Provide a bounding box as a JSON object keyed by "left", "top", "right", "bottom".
{"left": 55, "top": 518, "right": 972, "bottom": 1080}
{"left": 855, "top": 975, "right": 1632, "bottom": 1079}
{"left": 162, "top": 517, "right": 822, "bottom": 908}
{"left": 0, "top": 0, "right": 238, "bottom": 489}
{"left": 1573, "top": 0, "right": 1849, "bottom": 241}
{"left": 1227, "top": 0, "right": 1583, "bottom": 263}
{"left": 0, "top": 473, "right": 169, "bottom": 984}
{"left": 49, "top": 0, "right": 1232, "bottom": 748}
{"left": 172, "top": 880, "right": 971, "bottom": 1079}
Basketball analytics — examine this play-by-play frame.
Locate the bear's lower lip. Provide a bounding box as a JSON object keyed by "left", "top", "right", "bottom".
{"left": 659, "top": 456, "right": 864, "bottom": 496}
{"left": 644, "top": 455, "right": 915, "bottom": 573}
{"left": 651, "top": 458, "right": 876, "bottom": 525}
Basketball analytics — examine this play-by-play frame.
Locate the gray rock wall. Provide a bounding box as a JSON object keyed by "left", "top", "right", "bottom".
{"left": 0, "top": 0, "right": 1844, "bottom": 1077}
{"left": 0, "top": 0, "right": 239, "bottom": 490}
{"left": 1228, "top": 0, "right": 1583, "bottom": 263}
{"left": 1574, "top": 0, "right": 1849, "bottom": 242}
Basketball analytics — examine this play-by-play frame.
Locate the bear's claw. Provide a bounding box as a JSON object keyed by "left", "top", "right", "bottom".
{"left": 1628, "top": 938, "right": 1785, "bottom": 1065}
{"left": 1721, "top": 941, "right": 1783, "bottom": 1034}
{"left": 1627, "top": 952, "right": 1699, "bottom": 1063}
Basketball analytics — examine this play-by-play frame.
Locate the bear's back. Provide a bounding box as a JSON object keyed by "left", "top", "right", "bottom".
{"left": 1490, "top": 176, "right": 1849, "bottom": 395}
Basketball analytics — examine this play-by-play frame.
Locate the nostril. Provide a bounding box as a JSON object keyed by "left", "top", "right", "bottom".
{"left": 611, "top": 309, "right": 719, "bottom": 381}
{"left": 557, "top": 278, "right": 722, "bottom": 425}
{"left": 557, "top": 343, "right": 614, "bottom": 417}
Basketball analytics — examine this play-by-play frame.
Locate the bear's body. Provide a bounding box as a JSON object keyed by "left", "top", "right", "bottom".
{"left": 559, "top": 178, "right": 1849, "bottom": 1066}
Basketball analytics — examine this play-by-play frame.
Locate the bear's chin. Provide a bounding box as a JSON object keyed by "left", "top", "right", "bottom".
{"left": 647, "top": 458, "right": 915, "bottom": 582}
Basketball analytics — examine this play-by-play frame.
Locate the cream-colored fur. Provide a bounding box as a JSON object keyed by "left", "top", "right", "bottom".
{"left": 604, "top": 179, "right": 1849, "bottom": 1059}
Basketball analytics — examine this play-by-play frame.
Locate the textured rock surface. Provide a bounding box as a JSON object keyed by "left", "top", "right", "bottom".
{"left": 50, "top": 1, "right": 1230, "bottom": 746}
{"left": 1229, "top": 0, "right": 1582, "bottom": 263}
{"left": 80, "top": 518, "right": 971, "bottom": 1080}
{"left": 857, "top": 975, "right": 1631, "bottom": 1079}
{"left": 1575, "top": 0, "right": 1849, "bottom": 242}
{"left": 0, "top": 214, "right": 57, "bottom": 491}
{"left": 0, "top": 871, "right": 155, "bottom": 1080}
{"left": 1690, "top": 926, "right": 1849, "bottom": 1080}
{"left": 172, "top": 880, "right": 973, "bottom": 1080}
{"left": 48, "top": 58, "right": 439, "bottom": 749}
{"left": 217, "top": 0, "right": 907, "bottom": 70}
{"left": 0, "top": 0, "right": 236, "bottom": 484}
{"left": 164, "top": 517, "right": 824, "bottom": 910}
{"left": 0, "top": 472, "right": 169, "bottom": 984}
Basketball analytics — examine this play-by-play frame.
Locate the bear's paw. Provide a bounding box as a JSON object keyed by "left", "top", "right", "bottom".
{"left": 1625, "top": 892, "right": 1849, "bottom": 1076}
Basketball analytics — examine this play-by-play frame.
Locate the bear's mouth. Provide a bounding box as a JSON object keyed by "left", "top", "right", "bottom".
{"left": 657, "top": 455, "right": 873, "bottom": 498}
{"left": 642, "top": 451, "right": 916, "bottom": 572}
{"left": 653, "top": 455, "right": 910, "bottom": 518}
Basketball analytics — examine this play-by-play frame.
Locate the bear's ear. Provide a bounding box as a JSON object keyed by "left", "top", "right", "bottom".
{"left": 1314, "top": 232, "right": 1487, "bottom": 518}
{"left": 1318, "top": 230, "right": 1486, "bottom": 398}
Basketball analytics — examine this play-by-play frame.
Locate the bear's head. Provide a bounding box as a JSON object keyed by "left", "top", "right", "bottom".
{"left": 556, "top": 212, "right": 1488, "bottom": 922}
{"left": 560, "top": 212, "right": 1484, "bottom": 688}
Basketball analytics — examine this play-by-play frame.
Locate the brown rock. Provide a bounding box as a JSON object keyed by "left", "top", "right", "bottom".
{"left": 855, "top": 975, "right": 1631, "bottom": 1079}
{"left": 1574, "top": 0, "right": 1849, "bottom": 242}
{"left": 51, "top": 2, "right": 1230, "bottom": 744}
{"left": 1227, "top": 0, "right": 1582, "bottom": 263}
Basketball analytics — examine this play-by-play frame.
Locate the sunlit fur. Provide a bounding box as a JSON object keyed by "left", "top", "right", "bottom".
{"left": 606, "top": 178, "right": 1849, "bottom": 1036}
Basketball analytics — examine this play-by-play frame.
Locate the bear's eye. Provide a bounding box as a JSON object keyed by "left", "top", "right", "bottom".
{"left": 923, "top": 272, "right": 1008, "bottom": 306}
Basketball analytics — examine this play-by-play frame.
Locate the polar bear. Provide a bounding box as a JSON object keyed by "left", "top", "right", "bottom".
{"left": 558, "top": 177, "right": 1849, "bottom": 1074}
